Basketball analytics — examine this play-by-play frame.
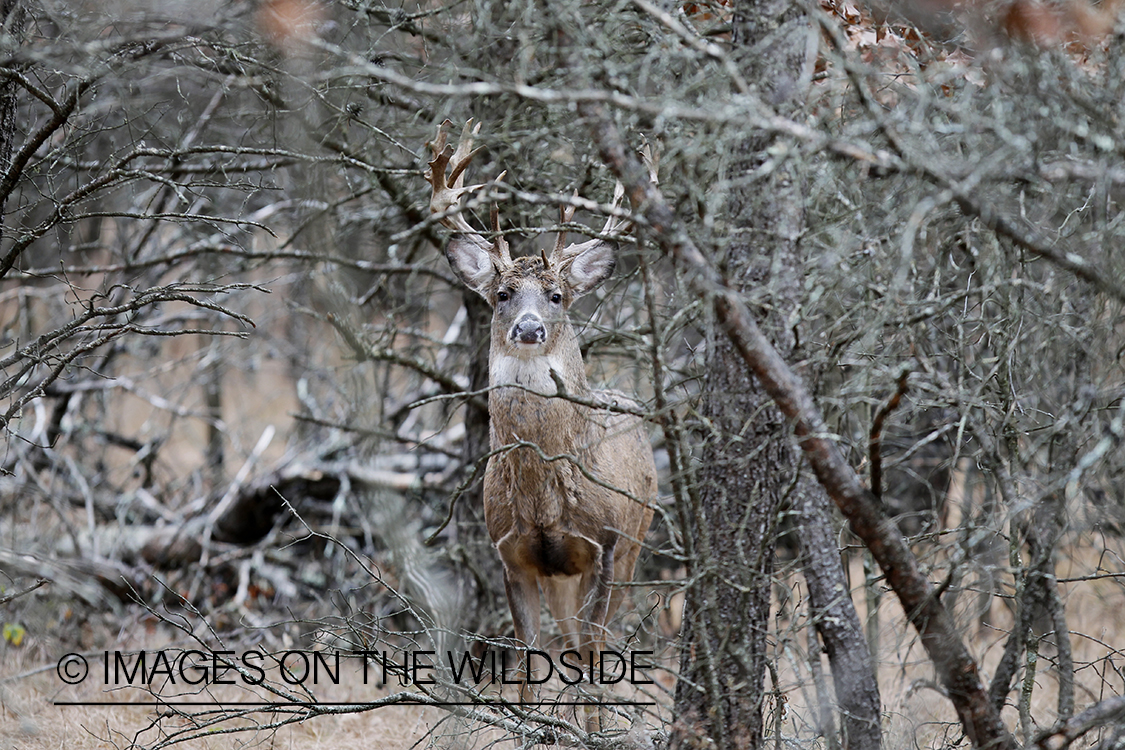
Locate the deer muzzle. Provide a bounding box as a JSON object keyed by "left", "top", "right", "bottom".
{"left": 510, "top": 314, "right": 546, "bottom": 346}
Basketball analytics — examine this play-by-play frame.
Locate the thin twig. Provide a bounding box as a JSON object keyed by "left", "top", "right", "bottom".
{"left": 869, "top": 368, "right": 911, "bottom": 500}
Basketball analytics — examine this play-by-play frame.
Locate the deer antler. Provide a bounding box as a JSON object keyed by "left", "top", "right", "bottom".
{"left": 550, "top": 142, "right": 659, "bottom": 268}
{"left": 640, "top": 139, "right": 659, "bottom": 186}
{"left": 600, "top": 180, "right": 629, "bottom": 238}
{"left": 426, "top": 119, "right": 508, "bottom": 259}
{"left": 490, "top": 200, "right": 510, "bottom": 259}
{"left": 552, "top": 192, "right": 579, "bottom": 258}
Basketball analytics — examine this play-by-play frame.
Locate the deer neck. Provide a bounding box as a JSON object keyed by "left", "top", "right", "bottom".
{"left": 487, "top": 325, "right": 590, "bottom": 450}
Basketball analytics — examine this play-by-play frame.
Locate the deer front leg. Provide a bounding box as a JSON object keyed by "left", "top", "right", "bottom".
{"left": 502, "top": 564, "right": 541, "bottom": 705}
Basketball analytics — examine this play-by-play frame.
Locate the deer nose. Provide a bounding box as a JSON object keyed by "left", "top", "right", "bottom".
{"left": 511, "top": 315, "right": 546, "bottom": 345}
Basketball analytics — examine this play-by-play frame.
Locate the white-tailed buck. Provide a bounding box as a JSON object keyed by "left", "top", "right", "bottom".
{"left": 426, "top": 119, "right": 656, "bottom": 727}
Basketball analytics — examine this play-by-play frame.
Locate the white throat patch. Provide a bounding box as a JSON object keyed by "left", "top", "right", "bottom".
{"left": 491, "top": 351, "right": 569, "bottom": 392}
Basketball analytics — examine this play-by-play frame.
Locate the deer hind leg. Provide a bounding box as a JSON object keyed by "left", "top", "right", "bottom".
{"left": 606, "top": 517, "right": 649, "bottom": 622}
{"left": 502, "top": 565, "right": 541, "bottom": 705}
{"left": 543, "top": 575, "right": 582, "bottom": 653}
{"left": 576, "top": 538, "right": 617, "bottom": 733}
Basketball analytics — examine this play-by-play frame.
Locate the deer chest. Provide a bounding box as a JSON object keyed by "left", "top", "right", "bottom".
{"left": 483, "top": 447, "right": 618, "bottom": 543}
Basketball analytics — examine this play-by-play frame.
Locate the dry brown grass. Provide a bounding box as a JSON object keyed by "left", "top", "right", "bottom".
{"left": 0, "top": 614, "right": 673, "bottom": 750}
{"left": 766, "top": 534, "right": 1125, "bottom": 748}
{"left": 2, "top": 529, "right": 1123, "bottom": 750}
{"left": 2, "top": 645, "right": 458, "bottom": 750}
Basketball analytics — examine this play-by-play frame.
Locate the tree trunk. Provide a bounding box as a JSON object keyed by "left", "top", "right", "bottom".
{"left": 666, "top": 0, "right": 883, "bottom": 745}
{"left": 671, "top": 296, "right": 798, "bottom": 749}
{"left": 0, "top": 0, "right": 23, "bottom": 238}
{"left": 670, "top": 2, "right": 810, "bottom": 747}
{"left": 795, "top": 476, "right": 883, "bottom": 749}
{"left": 451, "top": 288, "right": 506, "bottom": 627}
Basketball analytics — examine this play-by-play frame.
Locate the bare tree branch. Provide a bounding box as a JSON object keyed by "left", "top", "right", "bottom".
{"left": 583, "top": 104, "right": 1017, "bottom": 750}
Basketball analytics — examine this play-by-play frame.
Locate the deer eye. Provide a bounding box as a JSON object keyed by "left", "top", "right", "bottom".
{"left": 497, "top": 290, "right": 510, "bottom": 302}
{"left": 549, "top": 292, "right": 562, "bottom": 304}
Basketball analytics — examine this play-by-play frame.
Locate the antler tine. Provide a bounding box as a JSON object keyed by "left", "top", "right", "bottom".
{"left": 448, "top": 119, "right": 483, "bottom": 188}
{"left": 550, "top": 178, "right": 636, "bottom": 267}
{"left": 553, "top": 191, "right": 579, "bottom": 257}
{"left": 552, "top": 138, "right": 659, "bottom": 264}
{"left": 599, "top": 179, "right": 628, "bottom": 237}
{"left": 560, "top": 193, "right": 578, "bottom": 224}
{"left": 428, "top": 119, "right": 450, "bottom": 160}
{"left": 490, "top": 200, "right": 512, "bottom": 261}
{"left": 640, "top": 139, "right": 660, "bottom": 186}
{"left": 595, "top": 141, "right": 658, "bottom": 238}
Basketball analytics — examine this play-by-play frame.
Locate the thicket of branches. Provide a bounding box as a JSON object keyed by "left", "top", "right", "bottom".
{"left": 2, "top": 0, "right": 1125, "bottom": 748}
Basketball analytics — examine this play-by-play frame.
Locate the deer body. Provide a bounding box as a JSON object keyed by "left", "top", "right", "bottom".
{"left": 426, "top": 121, "right": 655, "bottom": 723}
{"left": 485, "top": 304, "right": 655, "bottom": 650}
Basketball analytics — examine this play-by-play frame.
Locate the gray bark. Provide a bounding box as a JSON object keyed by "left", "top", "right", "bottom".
{"left": 795, "top": 476, "right": 883, "bottom": 749}
{"left": 671, "top": 2, "right": 815, "bottom": 747}
{"left": 450, "top": 287, "right": 506, "bottom": 627}
{"left": 0, "top": 0, "right": 23, "bottom": 241}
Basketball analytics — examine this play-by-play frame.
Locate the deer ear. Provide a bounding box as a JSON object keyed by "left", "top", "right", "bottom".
{"left": 445, "top": 237, "right": 499, "bottom": 299}
{"left": 559, "top": 241, "right": 616, "bottom": 299}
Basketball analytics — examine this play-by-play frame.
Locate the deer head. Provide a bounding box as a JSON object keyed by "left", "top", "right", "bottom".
{"left": 427, "top": 119, "right": 629, "bottom": 361}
